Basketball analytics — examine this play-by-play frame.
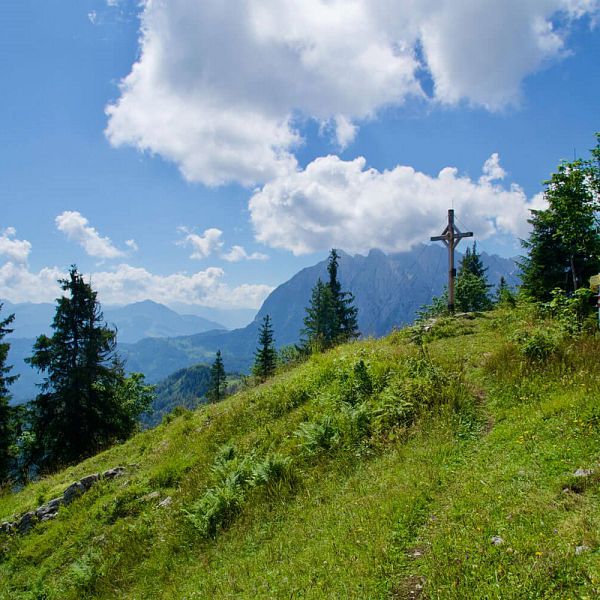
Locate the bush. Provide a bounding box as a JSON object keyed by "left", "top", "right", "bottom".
{"left": 295, "top": 416, "right": 340, "bottom": 455}
{"left": 512, "top": 327, "right": 563, "bottom": 362}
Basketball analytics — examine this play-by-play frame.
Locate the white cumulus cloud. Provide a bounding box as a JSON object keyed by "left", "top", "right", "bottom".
{"left": 0, "top": 261, "right": 273, "bottom": 309}
{"left": 105, "top": 0, "right": 597, "bottom": 186}
{"left": 56, "top": 211, "right": 124, "bottom": 259}
{"left": 0, "top": 228, "right": 32, "bottom": 264}
{"left": 178, "top": 227, "right": 224, "bottom": 259}
{"left": 249, "top": 153, "right": 548, "bottom": 255}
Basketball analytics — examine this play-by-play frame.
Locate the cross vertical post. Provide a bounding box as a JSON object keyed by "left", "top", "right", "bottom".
{"left": 430, "top": 209, "right": 473, "bottom": 312}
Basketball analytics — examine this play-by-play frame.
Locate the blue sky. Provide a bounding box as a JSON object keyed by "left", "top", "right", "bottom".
{"left": 1, "top": 0, "right": 599, "bottom": 310}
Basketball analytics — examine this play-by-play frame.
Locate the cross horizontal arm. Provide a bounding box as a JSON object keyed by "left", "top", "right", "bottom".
{"left": 430, "top": 235, "right": 448, "bottom": 241}
{"left": 456, "top": 231, "right": 473, "bottom": 239}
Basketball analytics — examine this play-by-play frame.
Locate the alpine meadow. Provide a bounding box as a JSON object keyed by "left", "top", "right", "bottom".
{"left": 1, "top": 1, "right": 600, "bottom": 598}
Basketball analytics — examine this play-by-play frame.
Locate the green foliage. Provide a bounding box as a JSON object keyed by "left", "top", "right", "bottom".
{"left": 512, "top": 326, "right": 563, "bottom": 362}
{"left": 206, "top": 350, "right": 226, "bottom": 403}
{"left": 496, "top": 276, "right": 516, "bottom": 307}
{"left": 301, "top": 249, "right": 359, "bottom": 352}
{"left": 252, "top": 314, "right": 277, "bottom": 382}
{"left": 456, "top": 243, "right": 492, "bottom": 311}
{"left": 2, "top": 305, "right": 600, "bottom": 599}
{"left": 0, "top": 305, "right": 18, "bottom": 486}
{"left": 145, "top": 364, "right": 213, "bottom": 427}
{"left": 521, "top": 134, "right": 600, "bottom": 300}
{"left": 25, "top": 267, "right": 150, "bottom": 473}
{"left": 543, "top": 287, "right": 595, "bottom": 335}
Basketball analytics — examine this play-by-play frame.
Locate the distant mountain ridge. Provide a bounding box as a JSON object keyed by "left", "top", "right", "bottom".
{"left": 119, "top": 245, "right": 519, "bottom": 382}
{"left": 4, "top": 246, "right": 519, "bottom": 403}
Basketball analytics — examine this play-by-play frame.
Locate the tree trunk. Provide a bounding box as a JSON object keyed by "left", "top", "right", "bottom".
{"left": 570, "top": 254, "right": 578, "bottom": 291}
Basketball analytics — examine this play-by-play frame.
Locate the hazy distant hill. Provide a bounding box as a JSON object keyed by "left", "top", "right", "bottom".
{"left": 1, "top": 299, "right": 225, "bottom": 342}
{"left": 119, "top": 245, "right": 520, "bottom": 382}
{"left": 3, "top": 299, "right": 226, "bottom": 403}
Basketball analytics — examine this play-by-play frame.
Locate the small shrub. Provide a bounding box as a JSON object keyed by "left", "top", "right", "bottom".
{"left": 294, "top": 416, "right": 340, "bottom": 455}
{"left": 148, "top": 463, "right": 186, "bottom": 489}
{"left": 512, "top": 327, "right": 563, "bottom": 362}
{"left": 250, "top": 454, "right": 295, "bottom": 494}
{"left": 184, "top": 480, "right": 245, "bottom": 538}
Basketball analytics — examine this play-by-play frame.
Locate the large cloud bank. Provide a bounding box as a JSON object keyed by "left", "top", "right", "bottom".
{"left": 106, "top": 0, "right": 597, "bottom": 186}
{"left": 0, "top": 229, "right": 272, "bottom": 309}
{"left": 249, "top": 153, "right": 547, "bottom": 254}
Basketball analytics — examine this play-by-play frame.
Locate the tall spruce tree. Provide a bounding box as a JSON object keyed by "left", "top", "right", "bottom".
{"left": 0, "top": 304, "right": 18, "bottom": 484}
{"left": 327, "top": 249, "right": 359, "bottom": 343}
{"left": 253, "top": 315, "right": 277, "bottom": 382}
{"left": 207, "top": 350, "right": 227, "bottom": 403}
{"left": 521, "top": 135, "right": 600, "bottom": 300}
{"left": 301, "top": 279, "right": 336, "bottom": 352}
{"left": 455, "top": 243, "right": 492, "bottom": 312}
{"left": 26, "top": 267, "right": 152, "bottom": 471}
{"left": 302, "top": 250, "right": 359, "bottom": 352}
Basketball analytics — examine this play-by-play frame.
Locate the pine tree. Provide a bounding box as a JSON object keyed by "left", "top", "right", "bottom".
{"left": 26, "top": 266, "right": 153, "bottom": 471}
{"left": 521, "top": 135, "right": 600, "bottom": 300}
{"left": 0, "top": 304, "right": 18, "bottom": 484}
{"left": 455, "top": 243, "right": 492, "bottom": 312}
{"left": 207, "top": 350, "right": 226, "bottom": 403}
{"left": 253, "top": 315, "right": 277, "bottom": 382}
{"left": 301, "top": 250, "right": 360, "bottom": 352}
{"left": 301, "top": 279, "right": 336, "bottom": 352}
{"left": 495, "top": 276, "right": 516, "bottom": 306}
{"left": 327, "top": 249, "right": 359, "bottom": 343}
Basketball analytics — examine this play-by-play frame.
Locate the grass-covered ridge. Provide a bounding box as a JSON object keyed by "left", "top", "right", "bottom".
{"left": 1, "top": 306, "right": 599, "bottom": 599}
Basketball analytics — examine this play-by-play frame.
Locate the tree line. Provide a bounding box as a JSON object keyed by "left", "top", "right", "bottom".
{"left": 207, "top": 248, "right": 359, "bottom": 395}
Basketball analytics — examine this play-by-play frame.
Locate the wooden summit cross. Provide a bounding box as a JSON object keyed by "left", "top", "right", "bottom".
{"left": 430, "top": 209, "right": 473, "bottom": 312}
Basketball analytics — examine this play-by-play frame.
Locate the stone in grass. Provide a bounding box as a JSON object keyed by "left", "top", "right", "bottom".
{"left": 575, "top": 545, "right": 590, "bottom": 556}
{"left": 491, "top": 536, "right": 504, "bottom": 546}
{"left": 573, "top": 468, "right": 594, "bottom": 478}
{"left": 0, "top": 521, "right": 15, "bottom": 534}
{"left": 79, "top": 473, "right": 100, "bottom": 490}
{"left": 63, "top": 481, "right": 87, "bottom": 505}
{"left": 158, "top": 496, "right": 172, "bottom": 508}
{"left": 16, "top": 512, "right": 37, "bottom": 534}
{"left": 102, "top": 467, "right": 126, "bottom": 480}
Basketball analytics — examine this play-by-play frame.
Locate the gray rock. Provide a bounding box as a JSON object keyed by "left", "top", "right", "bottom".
{"left": 17, "top": 512, "right": 37, "bottom": 534}
{"left": 102, "top": 467, "right": 126, "bottom": 480}
{"left": 491, "top": 536, "right": 504, "bottom": 546}
{"left": 0, "top": 521, "right": 15, "bottom": 534}
{"left": 574, "top": 468, "right": 594, "bottom": 477}
{"left": 63, "top": 481, "right": 86, "bottom": 505}
{"left": 80, "top": 473, "right": 100, "bottom": 489}
{"left": 158, "top": 496, "right": 172, "bottom": 508}
{"left": 575, "top": 545, "right": 590, "bottom": 555}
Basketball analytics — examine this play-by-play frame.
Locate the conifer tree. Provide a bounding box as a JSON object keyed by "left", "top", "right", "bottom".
{"left": 521, "top": 135, "right": 600, "bottom": 300}
{"left": 0, "top": 304, "right": 18, "bottom": 484}
{"left": 495, "top": 276, "right": 516, "bottom": 306}
{"left": 301, "top": 279, "right": 336, "bottom": 352}
{"left": 253, "top": 315, "right": 277, "bottom": 382}
{"left": 327, "top": 249, "right": 359, "bottom": 343}
{"left": 301, "top": 250, "right": 359, "bottom": 352}
{"left": 455, "top": 243, "right": 492, "bottom": 312}
{"left": 26, "top": 267, "right": 153, "bottom": 471}
{"left": 207, "top": 350, "right": 227, "bottom": 403}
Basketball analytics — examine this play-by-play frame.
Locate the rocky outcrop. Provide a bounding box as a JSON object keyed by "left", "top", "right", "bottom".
{"left": 0, "top": 467, "right": 126, "bottom": 535}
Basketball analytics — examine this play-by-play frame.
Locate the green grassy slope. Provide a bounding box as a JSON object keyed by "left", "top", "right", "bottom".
{"left": 1, "top": 306, "right": 599, "bottom": 599}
